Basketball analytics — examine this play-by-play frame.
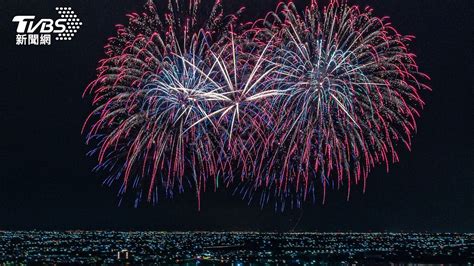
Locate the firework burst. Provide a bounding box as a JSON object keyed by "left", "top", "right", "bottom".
{"left": 84, "top": 0, "right": 243, "bottom": 208}
{"left": 84, "top": 0, "right": 430, "bottom": 210}
{"left": 231, "top": 0, "right": 430, "bottom": 210}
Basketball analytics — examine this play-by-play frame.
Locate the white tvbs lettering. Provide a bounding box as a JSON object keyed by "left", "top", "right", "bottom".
{"left": 12, "top": 16, "right": 66, "bottom": 33}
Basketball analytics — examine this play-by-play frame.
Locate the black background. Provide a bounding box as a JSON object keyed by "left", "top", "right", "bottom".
{"left": 0, "top": 0, "right": 472, "bottom": 232}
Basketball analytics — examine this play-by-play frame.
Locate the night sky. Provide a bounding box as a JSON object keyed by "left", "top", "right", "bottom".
{"left": 0, "top": 0, "right": 472, "bottom": 232}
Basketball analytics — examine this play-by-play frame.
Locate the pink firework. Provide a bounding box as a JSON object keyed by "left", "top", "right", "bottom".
{"left": 83, "top": 0, "right": 430, "bottom": 210}
{"left": 231, "top": 0, "right": 430, "bottom": 210}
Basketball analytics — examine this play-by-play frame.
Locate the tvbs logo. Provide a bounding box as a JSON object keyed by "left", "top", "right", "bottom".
{"left": 12, "top": 7, "right": 82, "bottom": 46}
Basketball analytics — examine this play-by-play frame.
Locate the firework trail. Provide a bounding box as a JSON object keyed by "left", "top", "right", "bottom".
{"left": 84, "top": 0, "right": 429, "bottom": 210}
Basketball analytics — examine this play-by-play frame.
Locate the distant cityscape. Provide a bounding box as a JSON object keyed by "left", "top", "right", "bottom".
{"left": 0, "top": 231, "right": 472, "bottom": 264}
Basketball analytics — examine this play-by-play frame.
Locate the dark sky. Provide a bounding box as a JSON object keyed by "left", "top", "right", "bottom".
{"left": 0, "top": 0, "right": 472, "bottom": 232}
